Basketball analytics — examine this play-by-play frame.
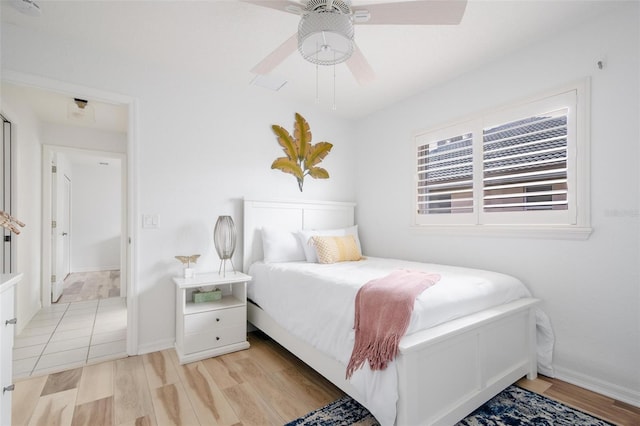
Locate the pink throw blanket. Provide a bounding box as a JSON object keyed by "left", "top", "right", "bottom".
{"left": 346, "top": 270, "right": 441, "bottom": 379}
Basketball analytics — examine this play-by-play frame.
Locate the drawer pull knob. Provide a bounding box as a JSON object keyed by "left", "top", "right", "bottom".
{"left": 3, "top": 384, "right": 15, "bottom": 393}
{"left": 216, "top": 337, "right": 220, "bottom": 341}
{"left": 5, "top": 318, "right": 17, "bottom": 326}
{"left": 216, "top": 318, "right": 220, "bottom": 322}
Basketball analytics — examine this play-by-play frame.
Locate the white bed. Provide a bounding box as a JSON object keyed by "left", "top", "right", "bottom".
{"left": 242, "top": 199, "right": 547, "bottom": 426}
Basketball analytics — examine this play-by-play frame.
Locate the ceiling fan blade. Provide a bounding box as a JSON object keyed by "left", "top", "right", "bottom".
{"left": 346, "top": 44, "right": 375, "bottom": 86}
{"left": 239, "top": 0, "right": 302, "bottom": 15}
{"left": 251, "top": 33, "right": 298, "bottom": 75}
{"left": 354, "top": 0, "right": 468, "bottom": 25}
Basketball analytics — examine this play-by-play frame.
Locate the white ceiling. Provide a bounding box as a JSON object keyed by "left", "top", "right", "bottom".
{"left": 1, "top": 82, "right": 129, "bottom": 133}
{"left": 1, "top": 0, "right": 625, "bottom": 121}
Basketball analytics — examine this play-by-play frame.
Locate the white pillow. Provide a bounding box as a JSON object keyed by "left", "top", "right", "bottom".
{"left": 261, "top": 227, "right": 306, "bottom": 263}
{"left": 298, "top": 225, "right": 362, "bottom": 263}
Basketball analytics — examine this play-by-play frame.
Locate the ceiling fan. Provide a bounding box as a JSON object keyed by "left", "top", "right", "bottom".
{"left": 242, "top": 0, "right": 468, "bottom": 85}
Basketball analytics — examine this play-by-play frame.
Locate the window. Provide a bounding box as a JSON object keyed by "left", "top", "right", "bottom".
{"left": 414, "top": 82, "right": 591, "bottom": 238}
{"left": 417, "top": 131, "right": 474, "bottom": 216}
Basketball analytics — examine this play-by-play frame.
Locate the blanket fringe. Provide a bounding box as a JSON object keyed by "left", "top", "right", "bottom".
{"left": 346, "top": 334, "right": 402, "bottom": 379}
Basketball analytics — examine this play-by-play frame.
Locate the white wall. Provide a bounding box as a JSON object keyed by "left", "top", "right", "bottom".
{"left": 0, "top": 90, "right": 43, "bottom": 334}
{"left": 133, "top": 78, "right": 357, "bottom": 350}
{"left": 1, "top": 22, "right": 357, "bottom": 352}
{"left": 70, "top": 160, "right": 121, "bottom": 272}
{"left": 354, "top": 4, "right": 639, "bottom": 404}
{"left": 42, "top": 123, "right": 127, "bottom": 153}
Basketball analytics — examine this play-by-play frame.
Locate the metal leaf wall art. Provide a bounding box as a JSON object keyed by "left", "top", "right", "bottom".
{"left": 271, "top": 113, "right": 333, "bottom": 192}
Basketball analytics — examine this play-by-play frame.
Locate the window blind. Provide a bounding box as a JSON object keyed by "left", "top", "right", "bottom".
{"left": 417, "top": 132, "right": 473, "bottom": 215}
{"left": 482, "top": 109, "right": 569, "bottom": 213}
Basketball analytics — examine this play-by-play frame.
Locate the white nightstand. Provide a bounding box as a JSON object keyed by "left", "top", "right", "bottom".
{"left": 173, "top": 271, "right": 251, "bottom": 364}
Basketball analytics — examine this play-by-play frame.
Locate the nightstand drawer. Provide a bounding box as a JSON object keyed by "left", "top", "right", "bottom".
{"left": 183, "top": 325, "right": 246, "bottom": 354}
{"left": 184, "top": 306, "right": 245, "bottom": 335}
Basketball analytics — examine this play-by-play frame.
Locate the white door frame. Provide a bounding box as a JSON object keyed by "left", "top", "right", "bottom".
{"left": 0, "top": 116, "right": 13, "bottom": 273}
{"left": 3, "top": 70, "right": 139, "bottom": 356}
{"left": 48, "top": 152, "right": 72, "bottom": 303}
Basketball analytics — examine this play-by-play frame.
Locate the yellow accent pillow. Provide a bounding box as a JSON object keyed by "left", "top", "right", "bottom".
{"left": 311, "top": 235, "right": 363, "bottom": 264}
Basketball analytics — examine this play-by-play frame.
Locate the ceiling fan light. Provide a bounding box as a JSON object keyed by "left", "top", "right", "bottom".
{"left": 298, "top": 11, "right": 354, "bottom": 66}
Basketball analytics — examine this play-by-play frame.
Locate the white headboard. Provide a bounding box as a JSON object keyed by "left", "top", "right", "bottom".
{"left": 243, "top": 199, "right": 356, "bottom": 272}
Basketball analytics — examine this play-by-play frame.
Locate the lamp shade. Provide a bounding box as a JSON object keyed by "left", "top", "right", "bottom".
{"left": 298, "top": 11, "right": 354, "bottom": 66}
{"left": 214, "top": 215, "right": 236, "bottom": 275}
{"left": 214, "top": 216, "right": 236, "bottom": 259}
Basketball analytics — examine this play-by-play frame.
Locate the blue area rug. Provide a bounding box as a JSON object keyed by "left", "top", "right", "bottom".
{"left": 285, "top": 385, "right": 614, "bottom": 426}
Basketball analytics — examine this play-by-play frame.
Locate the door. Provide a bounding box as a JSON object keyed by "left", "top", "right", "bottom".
{"left": 57, "top": 175, "right": 71, "bottom": 283}
{"left": 50, "top": 158, "right": 71, "bottom": 303}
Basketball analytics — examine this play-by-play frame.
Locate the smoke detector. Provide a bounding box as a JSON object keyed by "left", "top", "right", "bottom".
{"left": 8, "top": 0, "right": 41, "bottom": 17}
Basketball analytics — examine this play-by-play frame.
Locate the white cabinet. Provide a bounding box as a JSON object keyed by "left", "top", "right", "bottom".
{"left": 173, "top": 272, "right": 251, "bottom": 364}
{"left": 0, "top": 273, "right": 22, "bottom": 426}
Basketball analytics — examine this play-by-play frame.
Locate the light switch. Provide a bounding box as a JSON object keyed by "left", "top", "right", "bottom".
{"left": 142, "top": 214, "right": 159, "bottom": 229}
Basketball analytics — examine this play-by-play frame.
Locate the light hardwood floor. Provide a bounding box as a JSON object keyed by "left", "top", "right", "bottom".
{"left": 516, "top": 376, "right": 640, "bottom": 426}
{"left": 12, "top": 332, "right": 640, "bottom": 426}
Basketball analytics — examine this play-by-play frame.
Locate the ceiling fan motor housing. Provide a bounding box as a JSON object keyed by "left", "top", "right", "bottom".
{"left": 305, "top": 0, "right": 352, "bottom": 14}
{"left": 298, "top": 12, "right": 354, "bottom": 65}
{"left": 298, "top": 0, "right": 354, "bottom": 65}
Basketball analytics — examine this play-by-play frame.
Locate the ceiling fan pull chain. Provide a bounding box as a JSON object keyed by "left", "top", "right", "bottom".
{"left": 316, "top": 42, "right": 320, "bottom": 104}
{"left": 316, "top": 62, "right": 320, "bottom": 104}
{"left": 332, "top": 51, "right": 337, "bottom": 111}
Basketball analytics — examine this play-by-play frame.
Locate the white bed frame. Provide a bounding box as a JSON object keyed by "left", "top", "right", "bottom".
{"left": 243, "top": 199, "right": 538, "bottom": 425}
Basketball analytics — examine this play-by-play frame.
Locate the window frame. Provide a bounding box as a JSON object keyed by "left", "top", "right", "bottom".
{"left": 412, "top": 80, "right": 592, "bottom": 240}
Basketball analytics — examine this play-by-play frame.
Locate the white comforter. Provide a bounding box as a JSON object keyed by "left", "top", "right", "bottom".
{"left": 248, "top": 257, "right": 552, "bottom": 426}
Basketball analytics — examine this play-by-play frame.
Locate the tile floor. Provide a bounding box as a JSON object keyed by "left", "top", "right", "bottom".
{"left": 13, "top": 297, "right": 127, "bottom": 379}
{"left": 57, "top": 270, "right": 120, "bottom": 304}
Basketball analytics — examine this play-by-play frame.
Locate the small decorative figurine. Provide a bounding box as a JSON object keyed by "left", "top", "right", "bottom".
{"left": 175, "top": 254, "right": 200, "bottom": 278}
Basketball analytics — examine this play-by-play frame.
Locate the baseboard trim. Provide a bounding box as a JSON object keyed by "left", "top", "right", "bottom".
{"left": 554, "top": 365, "right": 640, "bottom": 408}
{"left": 136, "top": 338, "right": 174, "bottom": 356}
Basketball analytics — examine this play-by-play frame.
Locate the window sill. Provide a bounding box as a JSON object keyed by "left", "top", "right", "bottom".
{"left": 410, "top": 224, "right": 593, "bottom": 240}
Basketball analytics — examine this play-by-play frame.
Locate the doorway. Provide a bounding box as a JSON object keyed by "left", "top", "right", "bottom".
{"left": 16, "top": 146, "right": 129, "bottom": 377}
{"left": 2, "top": 75, "right": 137, "bottom": 377}
{"left": 46, "top": 148, "right": 125, "bottom": 305}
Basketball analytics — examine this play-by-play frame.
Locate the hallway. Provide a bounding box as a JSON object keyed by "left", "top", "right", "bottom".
{"left": 13, "top": 296, "right": 127, "bottom": 378}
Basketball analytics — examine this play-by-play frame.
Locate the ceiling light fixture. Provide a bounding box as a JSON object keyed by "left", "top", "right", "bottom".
{"left": 68, "top": 97, "right": 95, "bottom": 123}
{"left": 297, "top": 0, "right": 354, "bottom": 110}
{"left": 74, "top": 98, "right": 88, "bottom": 109}
{"left": 298, "top": 5, "right": 354, "bottom": 66}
